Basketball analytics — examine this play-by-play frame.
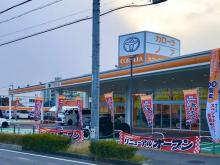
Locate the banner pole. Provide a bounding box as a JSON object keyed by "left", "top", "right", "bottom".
{"left": 198, "top": 88, "right": 201, "bottom": 137}
{"left": 113, "top": 107, "right": 115, "bottom": 140}
{"left": 113, "top": 92, "right": 115, "bottom": 140}
{"left": 152, "top": 98, "right": 154, "bottom": 135}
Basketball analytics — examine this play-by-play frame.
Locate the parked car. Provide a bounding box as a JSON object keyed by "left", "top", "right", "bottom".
{"left": 0, "top": 118, "right": 10, "bottom": 128}
{"left": 83, "top": 115, "right": 130, "bottom": 138}
{"left": 16, "top": 110, "right": 29, "bottom": 119}
{"left": 28, "top": 111, "right": 35, "bottom": 119}
{"left": 3, "top": 110, "right": 16, "bottom": 119}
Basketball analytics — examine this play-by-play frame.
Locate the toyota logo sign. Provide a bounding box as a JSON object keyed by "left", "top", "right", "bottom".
{"left": 123, "top": 37, "right": 140, "bottom": 52}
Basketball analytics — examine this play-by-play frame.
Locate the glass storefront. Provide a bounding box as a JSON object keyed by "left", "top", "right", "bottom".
{"left": 100, "top": 93, "right": 126, "bottom": 116}
{"left": 134, "top": 87, "right": 209, "bottom": 132}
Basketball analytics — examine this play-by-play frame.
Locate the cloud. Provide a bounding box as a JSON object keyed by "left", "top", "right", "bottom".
{"left": 115, "top": 0, "right": 220, "bottom": 55}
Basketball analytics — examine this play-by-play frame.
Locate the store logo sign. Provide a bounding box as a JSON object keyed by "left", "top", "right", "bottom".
{"left": 123, "top": 37, "right": 140, "bottom": 52}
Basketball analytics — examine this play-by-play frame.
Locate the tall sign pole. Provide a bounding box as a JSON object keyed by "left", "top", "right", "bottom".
{"left": 91, "top": 0, "right": 100, "bottom": 140}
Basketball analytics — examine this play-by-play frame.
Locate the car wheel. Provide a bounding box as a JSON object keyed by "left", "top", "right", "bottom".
{"left": 2, "top": 122, "right": 8, "bottom": 128}
{"left": 68, "top": 119, "right": 73, "bottom": 126}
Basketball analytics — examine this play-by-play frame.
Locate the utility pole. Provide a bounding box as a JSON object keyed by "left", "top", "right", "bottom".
{"left": 91, "top": 0, "right": 100, "bottom": 140}
{"left": 9, "top": 84, "right": 14, "bottom": 121}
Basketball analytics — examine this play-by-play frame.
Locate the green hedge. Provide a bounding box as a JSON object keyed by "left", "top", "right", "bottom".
{"left": 89, "top": 140, "right": 137, "bottom": 160}
{"left": 22, "top": 134, "right": 71, "bottom": 153}
{"left": 0, "top": 133, "right": 71, "bottom": 153}
{"left": 0, "top": 133, "right": 23, "bottom": 145}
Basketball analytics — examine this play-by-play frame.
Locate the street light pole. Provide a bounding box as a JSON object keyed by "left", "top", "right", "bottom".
{"left": 129, "top": 56, "right": 135, "bottom": 131}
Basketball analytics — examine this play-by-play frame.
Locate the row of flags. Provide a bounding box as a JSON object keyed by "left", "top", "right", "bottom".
{"left": 104, "top": 50, "right": 220, "bottom": 142}
{"left": 13, "top": 96, "right": 83, "bottom": 128}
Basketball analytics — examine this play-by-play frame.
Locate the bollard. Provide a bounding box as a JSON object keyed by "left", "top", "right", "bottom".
{"left": 212, "top": 141, "right": 216, "bottom": 154}
{"left": 18, "top": 125, "right": 20, "bottom": 134}
{"left": 33, "top": 125, "right": 35, "bottom": 134}
{"left": 13, "top": 125, "right": 16, "bottom": 134}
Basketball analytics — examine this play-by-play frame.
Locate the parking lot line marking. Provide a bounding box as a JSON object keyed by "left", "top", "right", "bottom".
{"left": 0, "top": 149, "right": 97, "bottom": 165}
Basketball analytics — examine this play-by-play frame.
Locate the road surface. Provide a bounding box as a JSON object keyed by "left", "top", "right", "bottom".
{"left": 0, "top": 148, "right": 97, "bottom": 165}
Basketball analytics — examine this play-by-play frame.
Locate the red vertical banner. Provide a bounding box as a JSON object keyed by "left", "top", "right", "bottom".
{"left": 183, "top": 89, "right": 200, "bottom": 126}
{"left": 57, "top": 95, "right": 65, "bottom": 115}
{"left": 104, "top": 92, "right": 114, "bottom": 120}
{"left": 76, "top": 96, "right": 83, "bottom": 129}
{"left": 140, "top": 94, "right": 154, "bottom": 127}
{"left": 34, "top": 97, "right": 43, "bottom": 121}
{"left": 14, "top": 97, "right": 20, "bottom": 110}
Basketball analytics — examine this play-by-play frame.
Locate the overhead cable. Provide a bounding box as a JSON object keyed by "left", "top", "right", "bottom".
{"left": 0, "top": 0, "right": 143, "bottom": 39}
{"left": 0, "top": 0, "right": 33, "bottom": 15}
{"left": 0, "top": 2, "right": 153, "bottom": 47}
{"left": 0, "top": 0, "right": 65, "bottom": 25}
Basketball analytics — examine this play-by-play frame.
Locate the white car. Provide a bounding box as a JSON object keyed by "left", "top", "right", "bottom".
{"left": 17, "top": 110, "right": 29, "bottom": 119}
{"left": 0, "top": 118, "right": 10, "bottom": 128}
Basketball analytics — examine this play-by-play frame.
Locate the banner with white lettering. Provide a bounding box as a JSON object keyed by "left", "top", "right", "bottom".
{"left": 104, "top": 92, "right": 114, "bottom": 120}
{"left": 183, "top": 89, "right": 200, "bottom": 125}
{"left": 39, "top": 128, "right": 84, "bottom": 141}
{"left": 119, "top": 131, "right": 200, "bottom": 154}
{"left": 34, "top": 97, "right": 43, "bottom": 120}
{"left": 140, "top": 94, "right": 153, "bottom": 127}
{"left": 76, "top": 97, "right": 83, "bottom": 129}
{"left": 206, "top": 49, "right": 220, "bottom": 143}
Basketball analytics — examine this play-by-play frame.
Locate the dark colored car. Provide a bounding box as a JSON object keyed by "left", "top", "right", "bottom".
{"left": 83, "top": 115, "right": 130, "bottom": 138}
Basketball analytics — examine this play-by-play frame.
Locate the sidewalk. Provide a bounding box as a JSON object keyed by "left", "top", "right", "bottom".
{"left": 137, "top": 149, "right": 220, "bottom": 165}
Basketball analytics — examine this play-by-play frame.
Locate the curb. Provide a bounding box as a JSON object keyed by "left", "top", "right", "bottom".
{"left": 0, "top": 143, "right": 22, "bottom": 151}
{"left": 50, "top": 152, "right": 142, "bottom": 165}
{"left": 0, "top": 143, "right": 142, "bottom": 165}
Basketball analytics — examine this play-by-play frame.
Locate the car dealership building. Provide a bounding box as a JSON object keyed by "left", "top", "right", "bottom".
{"left": 9, "top": 31, "right": 220, "bottom": 134}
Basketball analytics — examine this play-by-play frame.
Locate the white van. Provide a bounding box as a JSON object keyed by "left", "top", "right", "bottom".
{"left": 56, "top": 106, "right": 78, "bottom": 126}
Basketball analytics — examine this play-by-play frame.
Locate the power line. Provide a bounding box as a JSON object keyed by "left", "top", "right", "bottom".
{"left": 0, "top": 8, "right": 91, "bottom": 38}
{"left": 0, "top": 0, "right": 65, "bottom": 25}
{"left": 0, "top": 0, "right": 136, "bottom": 39}
{"left": 0, "top": 0, "right": 33, "bottom": 15}
{"left": 0, "top": 2, "right": 153, "bottom": 47}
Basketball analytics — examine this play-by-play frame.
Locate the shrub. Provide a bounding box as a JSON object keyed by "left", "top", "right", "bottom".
{"left": 22, "top": 134, "right": 71, "bottom": 153}
{"left": 0, "top": 133, "right": 23, "bottom": 145}
{"left": 89, "top": 140, "right": 137, "bottom": 160}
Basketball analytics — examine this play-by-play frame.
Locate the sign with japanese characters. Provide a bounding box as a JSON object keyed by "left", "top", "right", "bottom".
{"left": 140, "top": 94, "right": 153, "bottom": 127}
{"left": 76, "top": 97, "right": 83, "bottom": 129}
{"left": 34, "top": 97, "right": 43, "bottom": 120}
{"left": 118, "top": 31, "right": 180, "bottom": 67}
{"left": 145, "top": 32, "right": 180, "bottom": 61}
{"left": 104, "top": 92, "right": 114, "bottom": 120}
{"left": 206, "top": 49, "right": 220, "bottom": 143}
{"left": 183, "top": 89, "right": 200, "bottom": 125}
{"left": 119, "top": 131, "right": 200, "bottom": 154}
{"left": 39, "top": 128, "right": 84, "bottom": 141}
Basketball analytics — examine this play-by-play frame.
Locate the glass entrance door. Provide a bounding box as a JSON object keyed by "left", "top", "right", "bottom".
{"left": 161, "top": 104, "right": 171, "bottom": 128}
